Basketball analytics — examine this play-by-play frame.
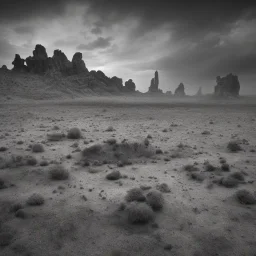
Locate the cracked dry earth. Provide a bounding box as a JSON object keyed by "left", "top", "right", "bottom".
{"left": 0, "top": 97, "right": 256, "bottom": 256}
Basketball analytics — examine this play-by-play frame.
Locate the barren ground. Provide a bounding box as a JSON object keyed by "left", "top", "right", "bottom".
{"left": 0, "top": 96, "right": 256, "bottom": 256}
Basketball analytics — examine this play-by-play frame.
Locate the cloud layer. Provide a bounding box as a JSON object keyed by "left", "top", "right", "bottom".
{"left": 0, "top": 0, "right": 256, "bottom": 94}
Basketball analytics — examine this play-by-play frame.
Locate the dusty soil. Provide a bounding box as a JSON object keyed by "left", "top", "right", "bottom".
{"left": 0, "top": 96, "right": 255, "bottom": 256}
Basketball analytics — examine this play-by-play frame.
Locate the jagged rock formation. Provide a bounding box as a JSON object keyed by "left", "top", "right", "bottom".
{"left": 7, "top": 43, "right": 138, "bottom": 97}
{"left": 174, "top": 83, "right": 186, "bottom": 96}
{"left": 12, "top": 54, "right": 28, "bottom": 72}
{"left": 72, "top": 52, "right": 88, "bottom": 74}
{"left": 148, "top": 71, "right": 162, "bottom": 93}
{"left": 196, "top": 87, "right": 202, "bottom": 96}
{"left": 1, "top": 65, "right": 8, "bottom": 70}
{"left": 214, "top": 73, "right": 240, "bottom": 97}
{"left": 25, "top": 44, "right": 49, "bottom": 74}
{"left": 124, "top": 79, "right": 136, "bottom": 92}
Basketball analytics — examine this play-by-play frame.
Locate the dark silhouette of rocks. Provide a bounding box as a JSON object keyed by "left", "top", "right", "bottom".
{"left": 124, "top": 79, "right": 136, "bottom": 92}
{"left": 148, "top": 71, "right": 162, "bottom": 93}
{"left": 49, "top": 49, "right": 73, "bottom": 75}
{"left": 12, "top": 54, "right": 28, "bottom": 72}
{"left": 214, "top": 73, "right": 240, "bottom": 97}
{"left": 1, "top": 65, "right": 8, "bottom": 70}
{"left": 111, "top": 76, "right": 124, "bottom": 90}
{"left": 174, "top": 83, "right": 186, "bottom": 96}
{"left": 166, "top": 91, "right": 172, "bottom": 95}
{"left": 72, "top": 52, "right": 88, "bottom": 74}
{"left": 26, "top": 44, "right": 49, "bottom": 74}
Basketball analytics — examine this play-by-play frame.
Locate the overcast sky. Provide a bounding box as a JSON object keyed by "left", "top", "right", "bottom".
{"left": 0, "top": 0, "right": 255, "bottom": 94}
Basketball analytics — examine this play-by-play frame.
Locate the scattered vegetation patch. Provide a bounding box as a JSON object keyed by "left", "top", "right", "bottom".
{"left": 202, "top": 130, "right": 211, "bottom": 135}
{"left": 9, "top": 203, "right": 23, "bottom": 213}
{"left": 230, "top": 171, "right": 245, "bottom": 181}
{"left": 26, "top": 156, "right": 37, "bottom": 166}
{"left": 49, "top": 165, "right": 69, "bottom": 180}
{"left": 190, "top": 172, "right": 205, "bottom": 182}
{"left": 227, "top": 141, "right": 242, "bottom": 152}
{"left": 0, "top": 232, "right": 14, "bottom": 247}
{"left": 0, "top": 147, "right": 8, "bottom": 152}
{"left": 236, "top": 189, "right": 256, "bottom": 205}
{"left": 67, "top": 128, "right": 82, "bottom": 139}
{"left": 26, "top": 193, "right": 45, "bottom": 206}
{"left": 106, "top": 170, "right": 121, "bottom": 180}
{"left": 125, "top": 188, "right": 145, "bottom": 202}
{"left": 146, "top": 190, "right": 164, "bottom": 210}
{"left": 40, "top": 160, "right": 49, "bottom": 167}
{"left": 221, "top": 163, "right": 230, "bottom": 172}
{"left": 0, "top": 178, "right": 7, "bottom": 189}
{"left": 156, "top": 183, "right": 171, "bottom": 193}
{"left": 184, "top": 164, "right": 199, "bottom": 172}
{"left": 126, "top": 202, "right": 155, "bottom": 224}
{"left": 205, "top": 163, "right": 216, "bottom": 172}
{"left": 32, "top": 143, "right": 44, "bottom": 153}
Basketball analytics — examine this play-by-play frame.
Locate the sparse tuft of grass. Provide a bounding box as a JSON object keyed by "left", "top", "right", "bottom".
{"left": 49, "top": 165, "right": 69, "bottom": 180}
{"left": 40, "top": 160, "right": 49, "bottom": 167}
{"left": 32, "top": 144, "right": 44, "bottom": 153}
{"left": 205, "top": 163, "right": 216, "bottom": 172}
{"left": 190, "top": 172, "right": 205, "bottom": 182}
{"left": 106, "top": 126, "right": 115, "bottom": 132}
{"left": 146, "top": 190, "right": 164, "bottom": 210}
{"left": 26, "top": 193, "right": 44, "bottom": 206}
{"left": 230, "top": 171, "right": 245, "bottom": 181}
{"left": 125, "top": 188, "right": 145, "bottom": 202}
{"left": 67, "top": 128, "right": 82, "bottom": 139}
{"left": 227, "top": 141, "right": 242, "bottom": 152}
{"left": 126, "top": 202, "right": 155, "bottom": 224}
{"left": 236, "top": 189, "right": 256, "bottom": 205}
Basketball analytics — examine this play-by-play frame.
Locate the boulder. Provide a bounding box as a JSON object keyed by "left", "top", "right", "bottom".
{"left": 214, "top": 73, "right": 240, "bottom": 97}
{"left": 72, "top": 52, "right": 88, "bottom": 74}
{"left": 12, "top": 54, "right": 28, "bottom": 72}
{"left": 174, "top": 83, "right": 185, "bottom": 96}
{"left": 124, "top": 79, "right": 136, "bottom": 92}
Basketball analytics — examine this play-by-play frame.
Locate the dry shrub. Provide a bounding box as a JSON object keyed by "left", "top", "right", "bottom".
{"left": 184, "top": 164, "right": 199, "bottom": 172}
{"left": 67, "top": 128, "right": 82, "bottom": 139}
{"left": 236, "top": 189, "right": 256, "bottom": 205}
{"left": 32, "top": 143, "right": 44, "bottom": 153}
{"left": 146, "top": 190, "right": 164, "bottom": 210}
{"left": 106, "top": 170, "right": 121, "bottom": 180}
{"left": 125, "top": 188, "right": 145, "bottom": 202}
{"left": 126, "top": 202, "right": 155, "bottom": 224}
{"left": 49, "top": 165, "right": 69, "bottom": 180}
{"left": 227, "top": 141, "right": 242, "bottom": 152}
{"left": 83, "top": 144, "right": 102, "bottom": 156}
{"left": 26, "top": 193, "right": 44, "bottom": 206}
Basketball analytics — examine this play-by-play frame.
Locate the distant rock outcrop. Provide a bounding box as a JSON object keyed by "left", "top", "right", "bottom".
{"left": 124, "top": 79, "right": 136, "bottom": 92}
{"left": 174, "top": 83, "right": 186, "bottom": 96}
{"left": 111, "top": 76, "right": 123, "bottom": 90}
{"left": 12, "top": 54, "right": 28, "bottom": 72}
{"left": 148, "top": 71, "right": 162, "bottom": 93}
{"left": 72, "top": 52, "right": 88, "bottom": 74}
{"left": 1, "top": 65, "right": 8, "bottom": 70}
{"left": 26, "top": 44, "right": 49, "bottom": 74}
{"left": 214, "top": 73, "right": 240, "bottom": 97}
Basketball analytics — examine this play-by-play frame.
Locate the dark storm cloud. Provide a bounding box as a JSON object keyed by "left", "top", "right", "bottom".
{"left": 77, "top": 37, "right": 112, "bottom": 51}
